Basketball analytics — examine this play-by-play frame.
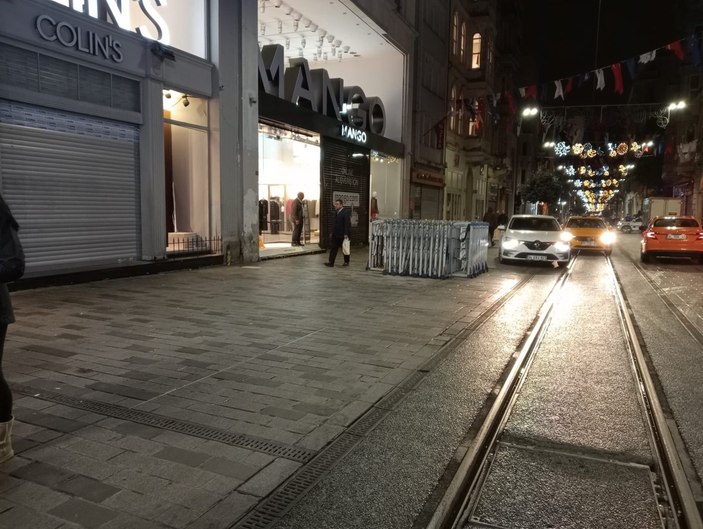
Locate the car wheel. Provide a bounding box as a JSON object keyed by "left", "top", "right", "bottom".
{"left": 557, "top": 259, "right": 569, "bottom": 268}
{"left": 622, "top": 225, "right": 632, "bottom": 234}
{"left": 698, "top": 254, "right": 703, "bottom": 265}
{"left": 499, "top": 254, "right": 509, "bottom": 265}
{"left": 640, "top": 251, "right": 650, "bottom": 263}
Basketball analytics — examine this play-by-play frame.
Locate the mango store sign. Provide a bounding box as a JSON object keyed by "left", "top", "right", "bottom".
{"left": 259, "top": 44, "right": 387, "bottom": 137}
{"left": 48, "top": 0, "right": 170, "bottom": 44}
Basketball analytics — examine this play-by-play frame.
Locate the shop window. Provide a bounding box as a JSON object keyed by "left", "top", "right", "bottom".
{"left": 452, "top": 12, "right": 460, "bottom": 56}
{"left": 163, "top": 90, "right": 217, "bottom": 255}
{"left": 471, "top": 33, "right": 482, "bottom": 69}
{"left": 371, "top": 152, "right": 401, "bottom": 219}
{"left": 468, "top": 116, "right": 478, "bottom": 137}
{"left": 460, "top": 22, "right": 467, "bottom": 63}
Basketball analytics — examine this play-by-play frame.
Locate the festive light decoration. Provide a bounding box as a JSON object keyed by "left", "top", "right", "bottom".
{"left": 572, "top": 143, "right": 584, "bottom": 155}
{"left": 616, "top": 142, "right": 628, "bottom": 155}
{"left": 555, "top": 141, "right": 570, "bottom": 157}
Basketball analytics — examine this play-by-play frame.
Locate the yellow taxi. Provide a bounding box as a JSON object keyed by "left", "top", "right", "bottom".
{"left": 563, "top": 216, "right": 616, "bottom": 255}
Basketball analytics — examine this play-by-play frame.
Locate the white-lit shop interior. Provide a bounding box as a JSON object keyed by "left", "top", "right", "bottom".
{"left": 258, "top": 124, "right": 321, "bottom": 246}
{"left": 258, "top": 0, "right": 406, "bottom": 252}
{"left": 162, "top": 89, "right": 220, "bottom": 255}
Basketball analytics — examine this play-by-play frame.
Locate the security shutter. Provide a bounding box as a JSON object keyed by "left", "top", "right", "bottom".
{"left": 321, "top": 138, "right": 370, "bottom": 248}
{"left": 0, "top": 99, "right": 140, "bottom": 275}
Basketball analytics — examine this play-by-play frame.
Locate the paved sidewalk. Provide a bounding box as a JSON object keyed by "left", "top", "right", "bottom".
{"left": 0, "top": 250, "right": 521, "bottom": 529}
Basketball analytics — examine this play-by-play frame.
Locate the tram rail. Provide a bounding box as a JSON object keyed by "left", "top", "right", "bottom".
{"left": 425, "top": 253, "right": 703, "bottom": 529}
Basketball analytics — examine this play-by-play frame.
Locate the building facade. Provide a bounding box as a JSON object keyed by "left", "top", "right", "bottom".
{"left": 1, "top": 0, "right": 420, "bottom": 278}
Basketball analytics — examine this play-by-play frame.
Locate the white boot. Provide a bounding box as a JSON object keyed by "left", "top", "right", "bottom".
{"left": 0, "top": 418, "right": 14, "bottom": 463}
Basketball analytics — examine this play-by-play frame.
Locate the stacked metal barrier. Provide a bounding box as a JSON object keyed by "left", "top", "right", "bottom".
{"left": 368, "top": 220, "right": 489, "bottom": 278}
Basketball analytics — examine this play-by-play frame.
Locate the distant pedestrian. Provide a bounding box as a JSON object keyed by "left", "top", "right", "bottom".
{"left": 0, "top": 194, "right": 24, "bottom": 463}
{"left": 291, "top": 192, "right": 304, "bottom": 246}
{"left": 483, "top": 207, "right": 498, "bottom": 246}
{"left": 324, "top": 199, "right": 351, "bottom": 267}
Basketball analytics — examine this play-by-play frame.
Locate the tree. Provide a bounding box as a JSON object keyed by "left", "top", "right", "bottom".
{"left": 523, "top": 168, "right": 572, "bottom": 214}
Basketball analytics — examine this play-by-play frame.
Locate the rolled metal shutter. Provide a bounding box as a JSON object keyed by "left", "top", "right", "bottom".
{"left": 0, "top": 99, "right": 140, "bottom": 275}
{"left": 320, "top": 138, "right": 370, "bottom": 248}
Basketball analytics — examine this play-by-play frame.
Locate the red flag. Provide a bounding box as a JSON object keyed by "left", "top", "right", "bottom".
{"left": 525, "top": 85, "right": 538, "bottom": 99}
{"left": 506, "top": 91, "right": 517, "bottom": 114}
{"left": 564, "top": 77, "right": 574, "bottom": 94}
{"left": 611, "top": 63, "right": 624, "bottom": 94}
{"left": 667, "top": 40, "right": 685, "bottom": 60}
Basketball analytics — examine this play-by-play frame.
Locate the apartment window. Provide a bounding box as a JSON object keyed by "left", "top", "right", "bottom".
{"left": 460, "top": 22, "right": 467, "bottom": 63}
{"left": 450, "top": 85, "right": 457, "bottom": 132}
{"left": 452, "top": 12, "right": 459, "bottom": 56}
{"left": 471, "top": 33, "right": 482, "bottom": 69}
{"left": 457, "top": 89, "right": 465, "bottom": 136}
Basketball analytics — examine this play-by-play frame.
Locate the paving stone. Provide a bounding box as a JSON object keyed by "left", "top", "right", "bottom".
{"left": 198, "top": 457, "right": 260, "bottom": 481}
{"left": 2, "top": 481, "right": 71, "bottom": 511}
{"left": 237, "top": 458, "right": 302, "bottom": 497}
{"left": 57, "top": 475, "right": 120, "bottom": 503}
{"left": 16, "top": 411, "right": 87, "bottom": 434}
{"left": 49, "top": 498, "right": 119, "bottom": 529}
{"left": 154, "top": 446, "right": 212, "bottom": 468}
{"left": 187, "top": 492, "right": 258, "bottom": 529}
{"left": 0, "top": 503, "right": 65, "bottom": 529}
{"left": 10, "top": 461, "right": 76, "bottom": 488}
{"left": 86, "top": 383, "right": 160, "bottom": 401}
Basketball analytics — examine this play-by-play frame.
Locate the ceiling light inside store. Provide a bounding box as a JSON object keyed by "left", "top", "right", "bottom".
{"left": 327, "top": 35, "right": 335, "bottom": 43}
{"left": 277, "top": 20, "right": 282, "bottom": 33}
{"left": 285, "top": 37, "right": 290, "bottom": 49}
{"left": 293, "top": 20, "right": 298, "bottom": 31}
{"left": 285, "top": 6, "right": 293, "bottom": 14}
{"left": 273, "top": 0, "right": 282, "bottom": 6}
{"left": 301, "top": 38, "right": 306, "bottom": 48}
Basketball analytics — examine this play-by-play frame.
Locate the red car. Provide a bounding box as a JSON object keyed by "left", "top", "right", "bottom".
{"left": 640, "top": 216, "right": 703, "bottom": 263}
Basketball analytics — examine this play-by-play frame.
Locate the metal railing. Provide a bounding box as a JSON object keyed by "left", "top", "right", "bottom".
{"left": 368, "top": 220, "right": 489, "bottom": 279}
{"left": 166, "top": 234, "right": 222, "bottom": 257}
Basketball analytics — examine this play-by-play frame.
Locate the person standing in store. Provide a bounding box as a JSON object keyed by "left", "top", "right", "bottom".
{"left": 0, "top": 194, "right": 23, "bottom": 463}
{"left": 324, "top": 198, "right": 351, "bottom": 267}
{"left": 291, "top": 191, "right": 305, "bottom": 246}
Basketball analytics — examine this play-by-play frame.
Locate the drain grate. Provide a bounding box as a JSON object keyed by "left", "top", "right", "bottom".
{"left": 231, "top": 433, "right": 360, "bottom": 529}
{"left": 14, "top": 385, "right": 316, "bottom": 463}
{"left": 346, "top": 406, "right": 389, "bottom": 437}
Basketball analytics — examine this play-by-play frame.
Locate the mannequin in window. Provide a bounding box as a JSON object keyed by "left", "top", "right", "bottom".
{"left": 258, "top": 199, "right": 268, "bottom": 234}
{"left": 269, "top": 197, "right": 281, "bottom": 234}
{"left": 370, "top": 191, "right": 379, "bottom": 221}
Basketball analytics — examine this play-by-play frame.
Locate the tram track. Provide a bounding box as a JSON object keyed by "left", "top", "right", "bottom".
{"left": 426, "top": 253, "right": 703, "bottom": 529}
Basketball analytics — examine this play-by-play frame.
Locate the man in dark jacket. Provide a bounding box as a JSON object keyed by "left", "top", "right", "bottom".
{"left": 325, "top": 199, "right": 351, "bottom": 267}
{"left": 291, "top": 191, "right": 305, "bottom": 246}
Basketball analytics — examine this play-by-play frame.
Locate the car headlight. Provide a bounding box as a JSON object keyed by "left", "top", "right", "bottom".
{"left": 553, "top": 241, "right": 570, "bottom": 252}
{"left": 559, "top": 232, "right": 574, "bottom": 242}
{"left": 502, "top": 237, "right": 519, "bottom": 250}
{"left": 600, "top": 231, "right": 616, "bottom": 245}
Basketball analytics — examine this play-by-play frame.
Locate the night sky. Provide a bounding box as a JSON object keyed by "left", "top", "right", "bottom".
{"left": 519, "top": 0, "right": 685, "bottom": 85}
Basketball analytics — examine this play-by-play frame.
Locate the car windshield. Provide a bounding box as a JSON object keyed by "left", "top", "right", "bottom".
{"left": 653, "top": 218, "right": 700, "bottom": 228}
{"left": 566, "top": 218, "right": 606, "bottom": 229}
{"left": 509, "top": 217, "right": 561, "bottom": 231}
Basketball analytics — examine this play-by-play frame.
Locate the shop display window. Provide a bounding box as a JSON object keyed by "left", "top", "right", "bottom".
{"left": 370, "top": 152, "right": 401, "bottom": 219}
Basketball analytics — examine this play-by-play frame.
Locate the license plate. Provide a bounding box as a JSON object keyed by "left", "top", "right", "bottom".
{"left": 526, "top": 255, "right": 547, "bottom": 261}
{"left": 667, "top": 234, "right": 686, "bottom": 240}
{"left": 580, "top": 241, "right": 596, "bottom": 247}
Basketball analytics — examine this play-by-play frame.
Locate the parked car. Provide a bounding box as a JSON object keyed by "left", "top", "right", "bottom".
{"left": 640, "top": 216, "right": 703, "bottom": 263}
{"left": 499, "top": 215, "right": 571, "bottom": 267}
{"left": 616, "top": 217, "right": 643, "bottom": 233}
{"left": 563, "top": 216, "right": 616, "bottom": 255}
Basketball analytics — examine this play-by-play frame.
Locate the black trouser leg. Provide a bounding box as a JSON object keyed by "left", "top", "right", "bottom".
{"left": 0, "top": 325, "right": 11, "bottom": 422}
{"left": 328, "top": 237, "right": 342, "bottom": 265}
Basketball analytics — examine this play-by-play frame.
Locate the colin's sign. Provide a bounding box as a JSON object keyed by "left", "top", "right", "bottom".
{"left": 258, "top": 44, "right": 386, "bottom": 137}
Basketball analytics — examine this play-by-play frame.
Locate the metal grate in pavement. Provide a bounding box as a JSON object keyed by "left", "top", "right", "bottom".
{"left": 14, "top": 385, "right": 316, "bottom": 463}
{"left": 232, "top": 433, "right": 360, "bottom": 529}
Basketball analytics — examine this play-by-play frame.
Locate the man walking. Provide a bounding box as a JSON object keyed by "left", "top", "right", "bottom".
{"left": 291, "top": 192, "right": 304, "bottom": 246}
{"left": 325, "top": 198, "right": 351, "bottom": 267}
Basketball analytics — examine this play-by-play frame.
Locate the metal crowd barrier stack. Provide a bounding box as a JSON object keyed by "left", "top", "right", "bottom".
{"left": 367, "top": 220, "right": 489, "bottom": 279}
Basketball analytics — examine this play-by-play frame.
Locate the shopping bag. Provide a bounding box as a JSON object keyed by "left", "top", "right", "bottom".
{"left": 342, "top": 238, "right": 350, "bottom": 256}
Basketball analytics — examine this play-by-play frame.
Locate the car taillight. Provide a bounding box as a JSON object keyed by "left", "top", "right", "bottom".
{"left": 645, "top": 230, "right": 657, "bottom": 240}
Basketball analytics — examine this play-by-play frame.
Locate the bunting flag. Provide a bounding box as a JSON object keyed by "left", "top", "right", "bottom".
{"left": 639, "top": 50, "right": 656, "bottom": 63}
{"left": 506, "top": 91, "right": 516, "bottom": 114}
{"left": 611, "top": 63, "right": 624, "bottom": 94}
{"left": 595, "top": 69, "right": 605, "bottom": 90}
{"left": 625, "top": 57, "right": 637, "bottom": 78}
{"left": 565, "top": 77, "right": 573, "bottom": 94}
{"left": 515, "top": 31, "right": 703, "bottom": 102}
{"left": 667, "top": 40, "right": 685, "bottom": 60}
{"left": 554, "top": 79, "right": 564, "bottom": 100}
